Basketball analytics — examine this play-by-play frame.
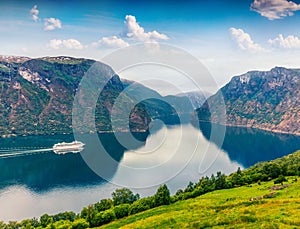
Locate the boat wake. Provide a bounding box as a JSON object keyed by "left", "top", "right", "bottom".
{"left": 0, "top": 141, "right": 85, "bottom": 158}
{"left": 0, "top": 148, "right": 53, "bottom": 159}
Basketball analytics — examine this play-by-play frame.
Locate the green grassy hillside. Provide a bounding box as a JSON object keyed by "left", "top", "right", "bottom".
{"left": 99, "top": 178, "right": 299, "bottom": 228}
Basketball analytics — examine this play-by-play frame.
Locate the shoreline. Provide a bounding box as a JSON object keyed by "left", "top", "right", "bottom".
{"left": 0, "top": 129, "right": 149, "bottom": 139}
{"left": 1, "top": 122, "right": 299, "bottom": 139}
{"left": 224, "top": 123, "right": 300, "bottom": 136}
{"left": 197, "top": 120, "right": 300, "bottom": 136}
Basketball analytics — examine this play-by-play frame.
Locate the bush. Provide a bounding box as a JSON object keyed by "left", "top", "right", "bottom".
{"left": 263, "top": 163, "right": 281, "bottom": 179}
{"left": 52, "top": 220, "right": 71, "bottom": 229}
{"left": 274, "top": 175, "right": 287, "bottom": 185}
{"left": 92, "top": 209, "right": 116, "bottom": 227}
{"left": 70, "top": 219, "right": 89, "bottom": 229}
{"left": 129, "top": 197, "right": 154, "bottom": 215}
{"left": 113, "top": 204, "right": 130, "bottom": 219}
{"left": 191, "top": 187, "right": 205, "bottom": 198}
{"left": 94, "top": 199, "right": 113, "bottom": 212}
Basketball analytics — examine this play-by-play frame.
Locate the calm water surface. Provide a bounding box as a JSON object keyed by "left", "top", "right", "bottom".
{"left": 0, "top": 124, "right": 299, "bottom": 222}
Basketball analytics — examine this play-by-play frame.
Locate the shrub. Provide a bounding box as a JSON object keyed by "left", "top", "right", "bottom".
{"left": 70, "top": 219, "right": 89, "bottom": 229}
{"left": 92, "top": 209, "right": 116, "bottom": 227}
{"left": 94, "top": 199, "right": 113, "bottom": 212}
{"left": 113, "top": 204, "right": 130, "bottom": 219}
{"left": 52, "top": 220, "right": 71, "bottom": 229}
{"left": 191, "top": 187, "right": 205, "bottom": 198}
{"left": 263, "top": 163, "right": 281, "bottom": 179}
{"left": 274, "top": 175, "right": 287, "bottom": 185}
{"left": 129, "top": 197, "right": 154, "bottom": 215}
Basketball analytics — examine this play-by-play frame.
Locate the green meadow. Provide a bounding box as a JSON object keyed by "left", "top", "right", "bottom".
{"left": 99, "top": 178, "right": 300, "bottom": 229}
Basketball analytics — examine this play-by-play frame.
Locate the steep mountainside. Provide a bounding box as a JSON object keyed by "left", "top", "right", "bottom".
{"left": 0, "top": 56, "right": 179, "bottom": 137}
{"left": 197, "top": 67, "right": 300, "bottom": 135}
{"left": 122, "top": 80, "right": 206, "bottom": 124}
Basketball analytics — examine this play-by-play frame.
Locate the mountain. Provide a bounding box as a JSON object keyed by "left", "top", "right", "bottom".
{"left": 176, "top": 91, "right": 209, "bottom": 109}
{"left": 0, "top": 56, "right": 155, "bottom": 137}
{"left": 197, "top": 67, "right": 300, "bottom": 135}
{"left": 122, "top": 80, "right": 206, "bottom": 124}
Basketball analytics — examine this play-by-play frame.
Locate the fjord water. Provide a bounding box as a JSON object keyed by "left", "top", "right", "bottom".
{"left": 0, "top": 124, "right": 299, "bottom": 222}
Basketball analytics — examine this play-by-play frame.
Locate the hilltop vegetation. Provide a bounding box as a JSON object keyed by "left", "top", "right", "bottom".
{"left": 1, "top": 150, "right": 299, "bottom": 228}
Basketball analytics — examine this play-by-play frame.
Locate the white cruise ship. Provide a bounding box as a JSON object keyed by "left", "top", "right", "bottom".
{"left": 53, "top": 141, "right": 85, "bottom": 154}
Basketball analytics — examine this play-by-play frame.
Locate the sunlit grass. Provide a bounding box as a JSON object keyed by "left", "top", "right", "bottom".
{"left": 98, "top": 177, "right": 300, "bottom": 229}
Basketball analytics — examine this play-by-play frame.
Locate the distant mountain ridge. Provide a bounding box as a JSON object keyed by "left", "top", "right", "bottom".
{"left": 197, "top": 67, "right": 300, "bottom": 135}
{"left": 0, "top": 56, "right": 201, "bottom": 137}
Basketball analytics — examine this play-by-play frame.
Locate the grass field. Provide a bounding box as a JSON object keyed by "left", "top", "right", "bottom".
{"left": 98, "top": 177, "right": 300, "bottom": 229}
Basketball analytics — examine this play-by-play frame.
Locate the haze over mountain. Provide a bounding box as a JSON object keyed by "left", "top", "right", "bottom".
{"left": 197, "top": 67, "right": 300, "bottom": 135}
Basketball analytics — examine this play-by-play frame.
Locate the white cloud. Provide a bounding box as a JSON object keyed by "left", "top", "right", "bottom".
{"left": 48, "top": 39, "right": 62, "bottom": 49}
{"left": 93, "top": 36, "right": 129, "bottom": 48}
{"left": 123, "top": 15, "right": 169, "bottom": 42}
{"left": 230, "top": 27, "right": 265, "bottom": 53}
{"left": 90, "top": 15, "right": 169, "bottom": 50}
{"left": 30, "top": 5, "right": 39, "bottom": 22}
{"left": 48, "top": 39, "right": 83, "bottom": 50}
{"left": 268, "top": 34, "right": 300, "bottom": 48}
{"left": 250, "top": 0, "right": 300, "bottom": 20}
{"left": 62, "top": 39, "right": 84, "bottom": 50}
{"left": 44, "top": 18, "right": 62, "bottom": 31}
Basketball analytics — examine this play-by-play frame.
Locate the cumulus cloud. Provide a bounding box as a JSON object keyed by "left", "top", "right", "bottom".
{"left": 91, "top": 15, "right": 169, "bottom": 49}
{"left": 48, "top": 39, "right": 83, "bottom": 50}
{"left": 268, "top": 34, "right": 300, "bottom": 48}
{"left": 30, "top": 5, "right": 39, "bottom": 22}
{"left": 123, "top": 15, "right": 169, "bottom": 42}
{"left": 44, "top": 18, "right": 62, "bottom": 31}
{"left": 93, "top": 36, "right": 129, "bottom": 48}
{"left": 250, "top": 0, "right": 300, "bottom": 20}
{"left": 230, "top": 27, "right": 264, "bottom": 53}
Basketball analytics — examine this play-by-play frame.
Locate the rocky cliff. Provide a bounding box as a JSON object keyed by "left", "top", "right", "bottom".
{"left": 197, "top": 67, "right": 300, "bottom": 135}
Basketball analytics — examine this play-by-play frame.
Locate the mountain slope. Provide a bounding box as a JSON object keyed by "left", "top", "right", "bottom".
{"left": 122, "top": 80, "right": 206, "bottom": 124}
{"left": 197, "top": 67, "right": 300, "bottom": 135}
{"left": 0, "top": 56, "right": 196, "bottom": 137}
{"left": 0, "top": 56, "right": 151, "bottom": 136}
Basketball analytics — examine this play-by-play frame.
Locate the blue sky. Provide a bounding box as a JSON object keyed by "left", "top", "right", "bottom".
{"left": 2, "top": 0, "right": 300, "bottom": 90}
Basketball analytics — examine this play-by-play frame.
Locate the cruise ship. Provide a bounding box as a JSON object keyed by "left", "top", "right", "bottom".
{"left": 53, "top": 141, "right": 85, "bottom": 154}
